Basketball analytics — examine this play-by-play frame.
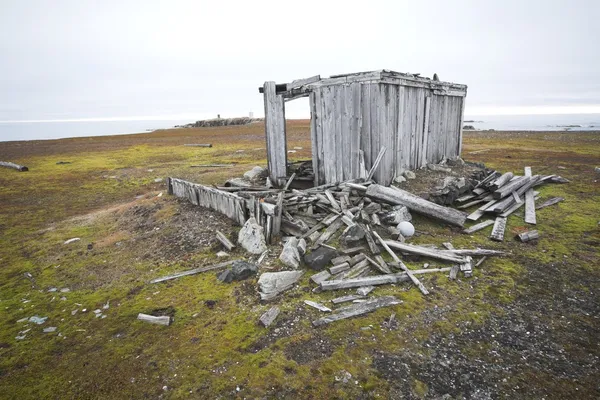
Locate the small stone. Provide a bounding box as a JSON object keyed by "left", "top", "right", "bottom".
{"left": 216, "top": 251, "right": 229, "bottom": 258}
{"left": 394, "top": 175, "right": 406, "bottom": 184}
{"left": 357, "top": 286, "right": 375, "bottom": 296}
{"left": 403, "top": 170, "right": 416, "bottom": 179}
{"left": 47, "top": 288, "right": 57, "bottom": 292}
{"left": 216, "top": 269, "right": 233, "bottom": 283}
{"left": 237, "top": 217, "right": 267, "bottom": 255}
{"left": 230, "top": 260, "right": 258, "bottom": 281}
{"left": 258, "top": 271, "right": 304, "bottom": 301}
{"left": 60, "top": 288, "right": 70, "bottom": 293}
{"left": 153, "top": 178, "right": 163, "bottom": 183}
{"left": 43, "top": 327, "right": 57, "bottom": 333}
{"left": 29, "top": 316, "right": 47, "bottom": 325}
{"left": 297, "top": 238, "right": 307, "bottom": 256}
{"left": 279, "top": 238, "right": 301, "bottom": 269}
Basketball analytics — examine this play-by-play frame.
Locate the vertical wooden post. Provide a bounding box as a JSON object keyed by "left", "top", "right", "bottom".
{"left": 457, "top": 96, "right": 466, "bottom": 156}
{"left": 263, "top": 81, "right": 287, "bottom": 187}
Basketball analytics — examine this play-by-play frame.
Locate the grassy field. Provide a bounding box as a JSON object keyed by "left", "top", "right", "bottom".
{"left": 0, "top": 122, "right": 598, "bottom": 399}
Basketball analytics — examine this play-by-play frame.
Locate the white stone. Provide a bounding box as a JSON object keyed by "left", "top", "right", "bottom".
{"left": 237, "top": 217, "right": 267, "bottom": 255}
{"left": 279, "top": 238, "right": 301, "bottom": 269}
{"left": 403, "top": 170, "right": 416, "bottom": 179}
{"left": 394, "top": 175, "right": 406, "bottom": 184}
{"left": 398, "top": 221, "right": 415, "bottom": 237}
{"left": 258, "top": 271, "right": 304, "bottom": 301}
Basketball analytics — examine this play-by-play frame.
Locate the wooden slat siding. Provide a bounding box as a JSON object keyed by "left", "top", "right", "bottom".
{"left": 420, "top": 94, "right": 432, "bottom": 168}
{"left": 341, "top": 84, "right": 352, "bottom": 181}
{"left": 439, "top": 95, "right": 448, "bottom": 163}
{"left": 316, "top": 87, "right": 326, "bottom": 185}
{"left": 414, "top": 88, "right": 427, "bottom": 169}
{"left": 360, "top": 83, "right": 372, "bottom": 171}
{"left": 321, "top": 86, "right": 333, "bottom": 185}
{"left": 426, "top": 95, "right": 438, "bottom": 164}
{"left": 332, "top": 84, "right": 341, "bottom": 183}
{"left": 457, "top": 96, "right": 465, "bottom": 156}
{"left": 394, "top": 85, "right": 405, "bottom": 175}
{"left": 378, "top": 84, "right": 396, "bottom": 185}
{"left": 309, "top": 92, "right": 320, "bottom": 187}
{"left": 170, "top": 178, "right": 247, "bottom": 226}
{"left": 370, "top": 84, "right": 381, "bottom": 180}
{"left": 263, "top": 82, "right": 287, "bottom": 186}
{"left": 350, "top": 82, "right": 362, "bottom": 179}
{"left": 398, "top": 86, "right": 412, "bottom": 173}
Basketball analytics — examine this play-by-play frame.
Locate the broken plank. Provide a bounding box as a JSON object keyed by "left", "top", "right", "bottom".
{"left": 383, "top": 240, "right": 467, "bottom": 263}
{"left": 329, "top": 262, "right": 350, "bottom": 275}
{"left": 320, "top": 268, "right": 451, "bottom": 290}
{"left": 490, "top": 217, "right": 507, "bottom": 241}
{"left": 518, "top": 230, "right": 539, "bottom": 242}
{"left": 366, "top": 146, "right": 387, "bottom": 181}
{"left": 475, "top": 256, "right": 487, "bottom": 267}
{"left": 489, "top": 172, "right": 514, "bottom": 190}
{"left": 493, "top": 176, "right": 530, "bottom": 199}
{"left": 536, "top": 197, "right": 564, "bottom": 210}
{"left": 150, "top": 260, "right": 238, "bottom": 283}
{"left": 499, "top": 201, "right": 524, "bottom": 218}
{"left": 331, "top": 294, "right": 365, "bottom": 304}
{"left": 312, "top": 296, "right": 401, "bottom": 327}
{"left": 524, "top": 167, "right": 536, "bottom": 224}
{"left": 362, "top": 225, "right": 381, "bottom": 255}
{"left": 312, "top": 217, "right": 344, "bottom": 248}
{"left": 462, "top": 219, "right": 495, "bottom": 234}
{"left": 324, "top": 190, "right": 341, "bottom": 211}
{"left": 341, "top": 246, "right": 366, "bottom": 256}
{"left": 304, "top": 300, "right": 332, "bottom": 312}
{"left": 449, "top": 265, "right": 459, "bottom": 280}
{"left": 216, "top": 230, "right": 235, "bottom": 251}
{"left": 444, "top": 248, "right": 506, "bottom": 257}
{"left": 137, "top": 313, "right": 171, "bottom": 326}
{"left": 310, "top": 270, "right": 331, "bottom": 285}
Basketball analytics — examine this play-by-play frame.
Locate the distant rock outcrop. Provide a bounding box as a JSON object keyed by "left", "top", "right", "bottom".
{"left": 175, "top": 117, "right": 263, "bottom": 128}
{"left": 463, "top": 125, "right": 475, "bottom": 130}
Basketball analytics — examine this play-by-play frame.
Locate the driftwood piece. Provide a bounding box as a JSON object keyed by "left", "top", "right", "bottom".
{"left": 312, "top": 296, "right": 401, "bottom": 327}
{"left": 366, "top": 146, "right": 387, "bottom": 181}
{"left": 518, "top": 230, "right": 539, "bottom": 242}
{"left": 536, "top": 197, "right": 564, "bottom": 210}
{"left": 475, "top": 256, "right": 487, "bottom": 267}
{"left": 150, "top": 260, "right": 237, "bottom": 283}
{"left": 259, "top": 306, "right": 280, "bottom": 327}
{"left": 372, "top": 231, "right": 429, "bottom": 295}
{"left": 137, "top": 313, "right": 171, "bottom": 326}
{"left": 523, "top": 167, "right": 536, "bottom": 224}
{"left": 490, "top": 217, "right": 507, "bottom": 241}
{"left": 184, "top": 143, "right": 212, "bottom": 147}
{"left": 331, "top": 294, "right": 365, "bottom": 304}
{"left": 329, "top": 263, "right": 350, "bottom": 275}
{"left": 462, "top": 219, "right": 495, "bottom": 234}
{"left": 310, "top": 270, "right": 331, "bottom": 285}
{"left": 216, "top": 231, "right": 235, "bottom": 251}
{"left": 0, "top": 161, "right": 28, "bottom": 172}
{"left": 304, "top": 300, "right": 332, "bottom": 312}
{"left": 366, "top": 184, "right": 467, "bottom": 227}
{"left": 444, "top": 249, "right": 505, "bottom": 257}
{"left": 383, "top": 240, "right": 467, "bottom": 263}
{"left": 320, "top": 268, "right": 451, "bottom": 290}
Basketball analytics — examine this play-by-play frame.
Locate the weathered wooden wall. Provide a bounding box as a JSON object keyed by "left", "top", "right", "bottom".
{"left": 263, "top": 81, "right": 287, "bottom": 186}
{"left": 169, "top": 178, "right": 247, "bottom": 225}
{"left": 310, "top": 82, "right": 465, "bottom": 186}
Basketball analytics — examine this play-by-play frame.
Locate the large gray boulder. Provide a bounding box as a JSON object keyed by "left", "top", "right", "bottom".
{"left": 304, "top": 246, "right": 337, "bottom": 271}
{"left": 238, "top": 217, "right": 267, "bottom": 254}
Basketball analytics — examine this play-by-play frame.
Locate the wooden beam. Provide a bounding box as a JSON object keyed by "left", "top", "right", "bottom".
{"left": 286, "top": 75, "right": 321, "bottom": 91}
{"left": 462, "top": 219, "right": 494, "bottom": 234}
{"left": 149, "top": 260, "right": 237, "bottom": 284}
{"left": 383, "top": 240, "right": 467, "bottom": 263}
{"left": 312, "top": 296, "right": 402, "bottom": 327}
{"left": 216, "top": 231, "right": 235, "bottom": 251}
{"left": 0, "top": 161, "right": 28, "bottom": 172}
{"left": 366, "top": 146, "right": 387, "bottom": 181}
{"left": 524, "top": 167, "right": 536, "bottom": 224}
{"left": 490, "top": 217, "right": 507, "bottom": 241}
{"left": 263, "top": 81, "right": 288, "bottom": 186}
{"left": 536, "top": 197, "right": 564, "bottom": 210}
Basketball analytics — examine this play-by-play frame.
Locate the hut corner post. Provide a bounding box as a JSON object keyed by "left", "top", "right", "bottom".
{"left": 263, "top": 81, "right": 288, "bottom": 187}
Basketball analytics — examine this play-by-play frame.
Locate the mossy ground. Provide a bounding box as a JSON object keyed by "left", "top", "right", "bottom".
{"left": 0, "top": 124, "right": 598, "bottom": 399}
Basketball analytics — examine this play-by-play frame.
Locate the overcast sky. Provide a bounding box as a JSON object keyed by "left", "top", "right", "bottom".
{"left": 0, "top": 0, "right": 598, "bottom": 121}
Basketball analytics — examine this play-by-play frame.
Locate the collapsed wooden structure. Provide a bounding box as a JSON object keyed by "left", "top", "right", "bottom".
{"left": 259, "top": 70, "right": 467, "bottom": 186}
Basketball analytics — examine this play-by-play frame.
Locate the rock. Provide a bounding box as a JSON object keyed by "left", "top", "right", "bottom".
{"left": 43, "top": 327, "right": 57, "bottom": 333}
{"left": 463, "top": 125, "right": 475, "bottom": 130}
{"left": 363, "top": 203, "right": 381, "bottom": 215}
{"left": 427, "top": 164, "right": 452, "bottom": 173}
{"left": 216, "top": 269, "right": 232, "bottom": 283}
{"left": 230, "top": 260, "right": 258, "bottom": 281}
{"left": 381, "top": 205, "right": 412, "bottom": 225}
{"left": 297, "top": 238, "right": 307, "bottom": 256}
{"left": 29, "top": 316, "right": 47, "bottom": 325}
{"left": 335, "top": 370, "right": 353, "bottom": 384}
{"left": 403, "top": 170, "right": 416, "bottom": 179}
{"left": 341, "top": 224, "right": 366, "bottom": 247}
{"left": 243, "top": 166, "right": 266, "bottom": 181}
{"left": 304, "top": 246, "right": 338, "bottom": 271}
{"left": 279, "top": 238, "right": 301, "bottom": 269}
{"left": 357, "top": 286, "right": 375, "bottom": 296}
{"left": 447, "top": 156, "right": 465, "bottom": 166}
{"left": 238, "top": 217, "right": 267, "bottom": 254}
{"left": 398, "top": 221, "right": 415, "bottom": 237}
{"left": 595, "top": 167, "right": 600, "bottom": 173}
{"left": 153, "top": 178, "right": 163, "bottom": 183}
{"left": 216, "top": 251, "right": 229, "bottom": 257}
{"left": 393, "top": 175, "right": 406, "bottom": 184}
{"left": 258, "top": 271, "right": 304, "bottom": 301}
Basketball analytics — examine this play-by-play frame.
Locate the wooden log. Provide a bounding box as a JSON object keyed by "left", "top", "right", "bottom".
{"left": 320, "top": 268, "right": 451, "bottom": 290}
{"left": 331, "top": 294, "right": 365, "bottom": 304}
{"left": 362, "top": 225, "right": 381, "bottom": 255}
{"left": 216, "top": 231, "right": 235, "bottom": 251}
{"left": 329, "top": 262, "right": 350, "bottom": 275}
{"left": 366, "top": 146, "right": 387, "bottom": 181}
{"left": 499, "top": 201, "right": 524, "bottom": 218}
{"left": 149, "top": 260, "right": 237, "bottom": 283}
{"left": 523, "top": 167, "right": 536, "bottom": 224}
{"left": 304, "top": 300, "right": 332, "bottom": 312}
{"left": 310, "top": 270, "right": 331, "bottom": 285}
{"left": 184, "top": 144, "right": 212, "bottom": 147}
{"left": 383, "top": 240, "right": 467, "bottom": 263}
{"left": 462, "top": 219, "right": 494, "bottom": 234}
{"left": 259, "top": 306, "right": 280, "bottom": 327}
{"left": 444, "top": 248, "right": 506, "bottom": 257}
{"left": 536, "top": 197, "right": 564, "bottom": 210}
{"left": 372, "top": 231, "right": 429, "bottom": 295}
{"left": 366, "top": 184, "right": 467, "bottom": 227}
{"left": 0, "top": 161, "right": 28, "bottom": 172}
{"left": 341, "top": 246, "right": 366, "bottom": 256}
{"left": 137, "top": 313, "right": 171, "bottom": 326}
{"left": 490, "top": 217, "right": 507, "bottom": 241}
{"left": 518, "top": 230, "right": 539, "bottom": 242}
{"left": 312, "top": 296, "right": 401, "bottom": 327}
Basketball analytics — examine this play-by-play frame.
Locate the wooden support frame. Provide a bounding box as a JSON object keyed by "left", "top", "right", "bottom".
{"left": 263, "top": 81, "right": 288, "bottom": 187}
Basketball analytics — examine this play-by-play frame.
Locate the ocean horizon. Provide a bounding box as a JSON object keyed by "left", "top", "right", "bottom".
{"left": 1, "top": 113, "right": 599, "bottom": 143}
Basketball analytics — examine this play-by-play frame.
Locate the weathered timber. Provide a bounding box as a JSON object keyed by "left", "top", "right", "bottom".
{"left": 536, "top": 197, "right": 564, "bottom": 210}
{"left": 190, "top": 164, "right": 234, "bottom": 168}
{"left": 283, "top": 173, "right": 296, "bottom": 191}
{"left": 362, "top": 225, "right": 381, "bottom": 255}
{"left": 366, "top": 184, "right": 467, "bottom": 227}
{"left": 304, "top": 300, "right": 332, "bottom": 312}
{"left": 366, "top": 146, "right": 387, "bottom": 181}
{"left": 493, "top": 176, "right": 530, "bottom": 199}
{"left": 312, "top": 296, "right": 401, "bottom": 327}
{"left": 336, "top": 259, "right": 371, "bottom": 280}
{"left": 0, "top": 161, "right": 28, "bottom": 171}
{"left": 312, "top": 217, "right": 344, "bottom": 248}
{"left": 499, "top": 201, "right": 524, "bottom": 218}
{"left": 524, "top": 167, "right": 536, "bottom": 224}
{"left": 184, "top": 144, "right": 212, "bottom": 147}
{"left": 263, "top": 81, "right": 287, "bottom": 186}
{"left": 150, "top": 260, "right": 237, "bottom": 283}
{"left": 331, "top": 255, "right": 351, "bottom": 266}
{"left": 137, "top": 313, "right": 171, "bottom": 326}
{"left": 518, "top": 230, "right": 539, "bottom": 242}
{"left": 320, "top": 268, "right": 451, "bottom": 290}
{"left": 259, "top": 306, "right": 280, "bottom": 327}
{"left": 341, "top": 246, "right": 366, "bottom": 255}
{"left": 460, "top": 256, "right": 474, "bottom": 277}
{"left": 272, "top": 192, "right": 284, "bottom": 235}
{"left": 329, "top": 262, "right": 350, "bottom": 275}
{"left": 383, "top": 240, "right": 467, "bottom": 263}
{"left": 449, "top": 265, "right": 459, "bottom": 280}
{"left": 365, "top": 255, "right": 392, "bottom": 275}
{"left": 489, "top": 172, "right": 513, "bottom": 190}
{"left": 310, "top": 270, "right": 331, "bottom": 285}
{"left": 475, "top": 256, "right": 487, "bottom": 267}
{"left": 216, "top": 231, "right": 235, "bottom": 251}
{"left": 372, "top": 231, "right": 429, "bottom": 295}
{"left": 331, "top": 294, "right": 365, "bottom": 304}
{"left": 462, "top": 219, "right": 495, "bottom": 234}
{"left": 490, "top": 217, "right": 507, "bottom": 241}
{"left": 444, "top": 248, "right": 506, "bottom": 257}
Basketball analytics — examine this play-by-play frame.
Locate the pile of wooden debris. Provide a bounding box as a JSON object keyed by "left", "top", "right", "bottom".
{"left": 157, "top": 162, "right": 567, "bottom": 327}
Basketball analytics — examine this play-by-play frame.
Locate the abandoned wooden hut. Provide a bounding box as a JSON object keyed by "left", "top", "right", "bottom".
{"left": 260, "top": 70, "right": 467, "bottom": 186}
